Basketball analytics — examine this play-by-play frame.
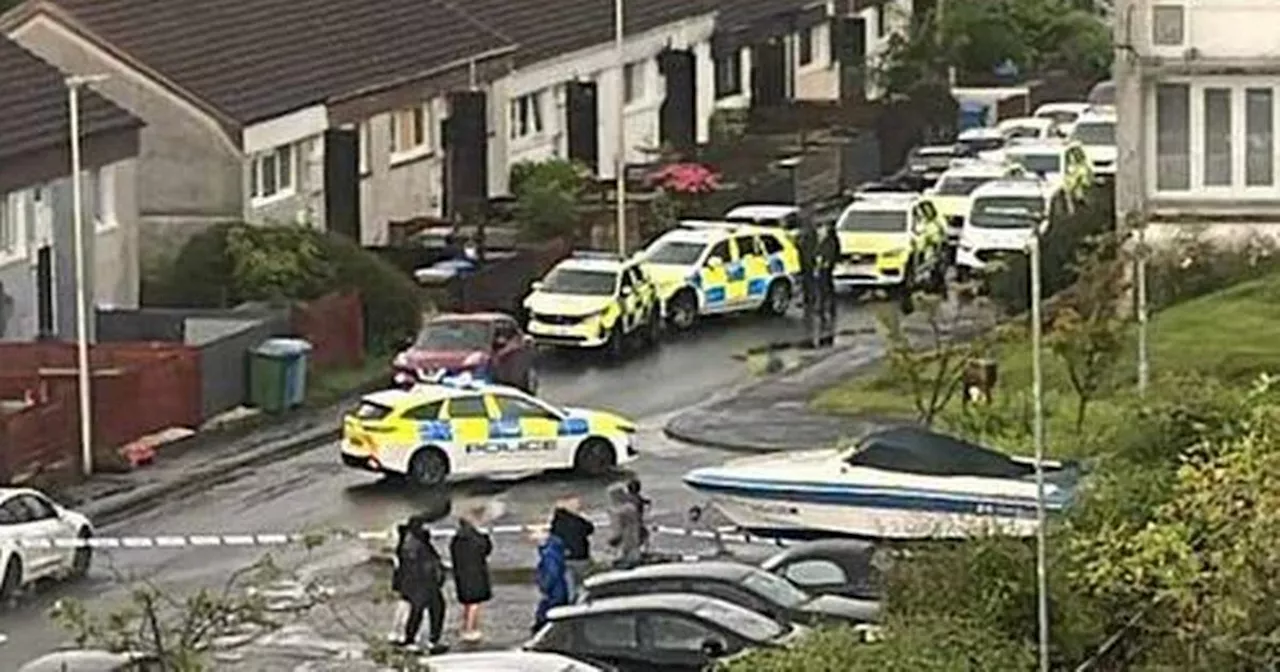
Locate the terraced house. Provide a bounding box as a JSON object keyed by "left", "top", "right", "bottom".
{"left": 0, "top": 35, "right": 140, "bottom": 341}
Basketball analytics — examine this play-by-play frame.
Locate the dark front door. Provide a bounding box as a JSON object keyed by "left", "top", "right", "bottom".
{"left": 566, "top": 80, "right": 599, "bottom": 173}
{"left": 658, "top": 49, "right": 696, "bottom": 155}
{"left": 752, "top": 37, "right": 787, "bottom": 106}
{"left": 831, "top": 17, "right": 868, "bottom": 102}
{"left": 444, "top": 90, "right": 489, "bottom": 220}
{"left": 35, "top": 245, "right": 53, "bottom": 339}
{"left": 323, "top": 128, "right": 360, "bottom": 239}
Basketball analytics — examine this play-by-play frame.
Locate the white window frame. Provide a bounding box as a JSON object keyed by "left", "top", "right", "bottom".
{"left": 389, "top": 104, "right": 432, "bottom": 165}
{"left": 0, "top": 191, "right": 28, "bottom": 265}
{"left": 1147, "top": 77, "right": 1280, "bottom": 200}
{"left": 94, "top": 165, "right": 118, "bottom": 232}
{"left": 249, "top": 144, "right": 297, "bottom": 205}
{"left": 509, "top": 91, "right": 546, "bottom": 141}
{"left": 358, "top": 121, "right": 372, "bottom": 175}
{"left": 623, "top": 61, "right": 647, "bottom": 106}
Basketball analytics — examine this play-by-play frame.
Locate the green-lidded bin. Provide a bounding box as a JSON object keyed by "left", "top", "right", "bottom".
{"left": 249, "top": 338, "right": 313, "bottom": 413}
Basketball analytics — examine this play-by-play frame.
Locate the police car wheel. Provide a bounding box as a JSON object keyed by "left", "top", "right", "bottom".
{"left": 408, "top": 448, "right": 449, "bottom": 486}
{"left": 605, "top": 326, "right": 625, "bottom": 359}
{"left": 762, "top": 280, "right": 791, "bottom": 316}
{"left": 643, "top": 309, "right": 662, "bottom": 346}
{"left": 668, "top": 292, "right": 697, "bottom": 330}
{"left": 0, "top": 557, "right": 21, "bottom": 605}
{"left": 573, "top": 438, "right": 616, "bottom": 476}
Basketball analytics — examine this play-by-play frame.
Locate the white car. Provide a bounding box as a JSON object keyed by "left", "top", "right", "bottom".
{"left": 1070, "top": 110, "right": 1117, "bottom": 176}
{"left": 18, "top": 650, "right": 160, "bottom": 672}
{"left": 0, "top": 487, "right": 94, "bottom": 602}
{"left": 955, "top": 178, "right": 1053, "bottom": 277}
{"left": 1033, "top": 101, "right": 1093, "bottom": 128}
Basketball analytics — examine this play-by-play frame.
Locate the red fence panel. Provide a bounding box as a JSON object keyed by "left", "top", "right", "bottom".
{"left": 0, "top": 392, "right": 78, "bottom": 483}
{"left": 292, "top": 291, "right": 364, "bottom": 370}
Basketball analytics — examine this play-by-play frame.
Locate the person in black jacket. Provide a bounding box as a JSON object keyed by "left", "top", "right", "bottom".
{"left": 549, "top": 497, "right": 594, "bottom": 601}
{"left": 393, "top": 515, "right": 448, "bottom": 653}
{"left": 449, "top": 506, "right": 493, "bottom": 643}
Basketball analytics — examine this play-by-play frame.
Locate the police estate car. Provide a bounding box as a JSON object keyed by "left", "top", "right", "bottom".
{"left": 833, "top": 193, "right": 947, "bottom": 297}
{"left": 926, "top": 160, "right": 1028, "bottom": 243}
{"left": 1002, "top": 140, "right": 1094, "bottom": 203}
{"left": 641, "top": 222, "right": 800, "bottom": 330}
{"left": 955, "top": 178, "right": 1053, "bottom": 278}
{"left": 524, "top": 251, "right": 661, "bottom": 356}
{"left": 340, "top": 376, "right": 638, "bottom": 485}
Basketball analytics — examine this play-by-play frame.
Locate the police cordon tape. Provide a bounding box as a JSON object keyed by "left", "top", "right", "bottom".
{"left": 9, "top": 521, "right": 794, "bottom": 551}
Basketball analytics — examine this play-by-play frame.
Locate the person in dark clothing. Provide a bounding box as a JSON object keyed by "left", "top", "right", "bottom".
{"left": 449, "top": 506, "right": 493, "bottom": 643}
{"left": 393, "top": 515, "right": 448, "bottom": 653}
{"left": 815, "top": 220, "right": 840, "bottom": 346}
{"left": 533, "top": 532, "right": 569, "bottom": 633}
{"left": 550, "top": 497, "right": 594, "bottom": 602}
{"left": 625, "top": 478, "right": 651, "bottom": 550}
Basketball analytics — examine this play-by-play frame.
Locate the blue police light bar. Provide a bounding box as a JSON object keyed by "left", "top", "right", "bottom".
{"left": 423, "top": 370, "right": 488, "bottom": 390}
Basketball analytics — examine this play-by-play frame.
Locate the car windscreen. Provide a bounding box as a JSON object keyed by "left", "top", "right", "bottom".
{"left": 1008, "top": 153, "right": 1062, "bottom": 175}
{"left": 541, "top": 268, "right": 617, "bottom": 295}
{"left": 416, "top": 320, "right": 490, "bottom": 350}
{"left": 837, "top": 209, "right": 908, "bottom": 233}
{"left": 1072, "top": 121, "right": 1115, "bottom": 146}
{"left": 934, "top": 175, "right": 994, "bottom": 196}
{"left": 740, "top": 570, "right": 810, "bottom": 609}
{"left": 969, "top": 197, "right": 1044, "bottom": 229}
{"left": 645, "top": 240, "right": 706, "bottom": 265}
{"left": 693, "top": 600, "right": 787, "bottom": 642}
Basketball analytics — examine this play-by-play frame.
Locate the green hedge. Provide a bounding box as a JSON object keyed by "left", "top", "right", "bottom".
{"left": 149, "top": 223, "right": 422, "bottom": 353}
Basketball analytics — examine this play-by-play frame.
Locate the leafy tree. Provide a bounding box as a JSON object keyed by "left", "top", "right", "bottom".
{"left": 1047, "top": 232, "right": 1129, "bottom": 430}
{"left": 509, "top": 158, "right": 590, "bottom": 242}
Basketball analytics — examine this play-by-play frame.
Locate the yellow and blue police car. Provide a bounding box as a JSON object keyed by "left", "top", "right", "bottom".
{"left": 833, "top": 192, "right": 948, "bottom": 298}
{"left": 523, "top": 251, "right": 661, "bottom": 357}
{"left": 640, "top": 221, "right": 801, "bottom": 330}
{"left": 340, "top": 374, "right": 637, "bottom": 486}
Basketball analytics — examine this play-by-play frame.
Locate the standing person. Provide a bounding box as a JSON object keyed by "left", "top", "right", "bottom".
{"left": 625, "top": 479, "right": 651, "bottom": 552}
{"left": 533, "top": 531, "right": 569, "bottom": 633}
{"left": 550, "top": 497, "right": 594, "bottom": 601}
{"left": 607, "top": 483, "right": 644, "bottom": 569}
{"left": 394, "top": 515, "right": 448, "bottom": 653}
{"left": 449, "top": 506, "right": 493, "bottom": 643}
{"left": 815, "top": 220, "right": 840, "bottom": 346}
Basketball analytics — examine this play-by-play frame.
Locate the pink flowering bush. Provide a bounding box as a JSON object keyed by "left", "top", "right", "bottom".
{"left": 646, "top": 162, "right": 721, "bottom": 195}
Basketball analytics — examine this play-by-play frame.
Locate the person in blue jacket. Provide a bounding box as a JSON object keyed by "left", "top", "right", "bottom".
{"left": 533, "top": 532, "right": 569, "bottom": 633}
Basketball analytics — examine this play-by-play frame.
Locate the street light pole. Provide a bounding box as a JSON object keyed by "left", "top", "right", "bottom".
{"left": 613, "top": 0, "right": 627, "bottom": 256}
{"left": 1135, "top": 219, "right": 1149, "bottom": 395}
{"left": 66, "top": 74, "right": 107, "bottom": 477}
{"left": 1029, "top": 225, "right": 1049, "bottom": 672}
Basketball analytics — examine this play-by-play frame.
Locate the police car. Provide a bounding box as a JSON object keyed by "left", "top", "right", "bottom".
{"left": 1002, "top": 140, "right": 1094, "bottom": 203}
{"left": 926, "top": 160, "right": 1028, "bottom": 244}
{"left": 723, "top": 204, "right": 802, "bottom": 232}
{"left": 833, "top": 193, "right": 947, "bottom": 297}
{"left": 640, "top": 221, "right": 800, "bottom": 330}
{"left": 523, "top": 251, "right": 661, "bottom": 357}
{"left": 956, "top": 177, "right": 1054, "bottom": 279}
{"left": 1068, "top": 109, "right": 1116, "bottom": 178}
{"left": 340, "top": 375, "right": 638, "bottom": 485}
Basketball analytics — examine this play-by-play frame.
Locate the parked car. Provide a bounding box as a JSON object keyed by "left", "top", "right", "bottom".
{"left": 899, "top": 144, "right": 967, "bottom": 189}
{"left": 429, "top": 650, "right": 615, "bottom": 671}
{"left": 392, "top": 312, "right": 537, "bottom": 393}
{"left": 579, "top": 560, "right": 880, "bottom": 627}
{"left": 526, "top": 592, "right": 807, "bottom": 672}
{"left": 759, "top": 539, "right": 889, "bottom": 600}
{"left": 18, "top": 650, "right": 160, "bottom": 672}
{"left": 1, "top": 488, "right": 94, "bottom": 603}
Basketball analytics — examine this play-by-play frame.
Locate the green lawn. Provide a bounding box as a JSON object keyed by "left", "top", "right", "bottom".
{"left": 813, "top": 272, "right": 1280, "bottom": 457}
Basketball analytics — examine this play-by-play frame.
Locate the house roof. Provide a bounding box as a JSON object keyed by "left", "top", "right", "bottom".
{"left": 0, "top": 34, "right": 138, "bottom": 165}
{"left": 32, "top": 0, "right": 516, "bottom": 126}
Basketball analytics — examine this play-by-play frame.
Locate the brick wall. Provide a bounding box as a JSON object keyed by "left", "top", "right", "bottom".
{"left": 291, "top": 291, "right": 364, "bottom": 370}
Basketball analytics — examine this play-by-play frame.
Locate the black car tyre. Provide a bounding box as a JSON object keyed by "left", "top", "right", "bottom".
{"left": 643, "top": 308, "right": 662, "bottom": 346}
{"left": 0, "top": 556, "right": 21, "bottom": 605}
{"left": 605, "top": 324, "right": 626, "bottom": 360}
{"left": 408, "top": 448, "right": 449, "bottom": 487}
{"left": 667, "top": 291, "right": 698, "bottom": 331}
{"left": 761, "top": 280, "right": 792, "bottom": 316}
{"left": 573, "top": 438, "right": 616, "bottom": 476}
{"left": 71, "top": 527, "right": 92, "bottom": 578}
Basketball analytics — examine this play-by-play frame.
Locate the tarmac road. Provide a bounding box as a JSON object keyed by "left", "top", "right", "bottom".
{"left": 0, "top": 306, "right": 879, "bottom": 668}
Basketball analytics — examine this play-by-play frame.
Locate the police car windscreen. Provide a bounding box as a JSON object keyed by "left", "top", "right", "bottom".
{"left": 970, "top": 197, "right": 1043, "bottom": 229}
{"left": 1010, "top": 153, "right": 1061, "bottom": 175}
{"left": 1072, "top": 121, "right": 1114, "bottom": 145}
{"left": 416, "top": 320, "right": 490, "bottom": 350}
{"left": 542, "top": 268, "right": 617, "bottom": 295}
{"left": 646, "top": 240, "right": 706, "bottom": 265}
{"left": 837, "top": 210, "right": 907, "bottom": 233}
{"left": 934, "top": 175, "right": 993, "bottom": 196}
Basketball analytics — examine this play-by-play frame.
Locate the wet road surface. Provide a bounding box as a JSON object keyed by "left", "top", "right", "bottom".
{"left": 0, "top": 306, "right": 879, "bottom": 667}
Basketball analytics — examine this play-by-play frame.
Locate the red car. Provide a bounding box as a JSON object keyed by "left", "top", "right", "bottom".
{"left": 392, "top": 312, "right": 538, "bottom": 393}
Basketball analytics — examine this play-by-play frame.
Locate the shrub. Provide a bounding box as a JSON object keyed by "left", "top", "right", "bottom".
{"left": 1146, "top": 226, "right": 1280, "bottom": 309}
{"left": 509, "top": 158, "right": 590, "bottom": 242}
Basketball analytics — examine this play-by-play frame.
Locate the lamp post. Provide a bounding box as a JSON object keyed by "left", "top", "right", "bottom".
{"left": 1028, "top": 222, "right": 1049, "bottom": 672}
{"left": 66, "top": 73, "right": 108, "bottom": 477}
{"left": 613, "top": 0, "right": 627, "bottom": 255}
{"left": 1135, "top": 217, "right": 1149, "bottom": 395}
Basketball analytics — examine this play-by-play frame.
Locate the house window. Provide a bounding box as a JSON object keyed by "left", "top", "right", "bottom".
{"left": 250, "top": 144, "right": 296, "bottom": 201}
{"left": 623, "top": 61, "right": 645, "bottom": 104}
{"left": 0, "top": 192, "right": 27, "bottom": 262}
{"left": 1154, "top": 83, "right": 1190, "bottom": 191}
{"left": 358, "top": 121, "right": 372, "bottom": 174}
{"left": 509, "top": 92, "right": 545, "bottom": 140}
{"left": 1203, "top": 88, "right": 1232, "bottom": 187}
{"left": 1245, "top": 88, "right": 1273, "bottom": 186}
{"left": 1151, "top": 5, "right": 1185, "bottom": 46}
{"left": 798, "top": 26, "right": 814, "bottom": 66}
{"left": 389, "top": 105, "right": 429, "bottom": 159}
{"left": 715, "top": 51, "right": 743, "bottom": 98}
{"left": 95, "top": 165, "right": 118, "bottom": 231}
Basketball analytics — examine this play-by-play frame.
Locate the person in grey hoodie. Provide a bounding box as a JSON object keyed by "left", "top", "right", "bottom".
{"left": 607, "top": 483, "right": 644, "bottom": 569}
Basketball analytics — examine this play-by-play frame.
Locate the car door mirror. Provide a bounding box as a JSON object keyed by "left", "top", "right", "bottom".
{"left": 701, "top": 638, "right": 726, "bottom": 657}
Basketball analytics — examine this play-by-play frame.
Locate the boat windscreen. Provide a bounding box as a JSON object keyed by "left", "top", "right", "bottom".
{"left": 845, "top": 427, "right": 1037, "bottom": 478}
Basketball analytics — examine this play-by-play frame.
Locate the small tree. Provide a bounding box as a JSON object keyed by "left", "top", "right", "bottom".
{"left": 509, "top": 158, "right": 591, "bottom": 242}
{"left": 1047, "top": 232, "right": 1129, "bottom": 430}
{"left": 877, "top": 289, "right": 996, "bottom": 427}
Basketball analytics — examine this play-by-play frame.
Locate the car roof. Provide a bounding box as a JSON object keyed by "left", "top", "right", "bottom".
{"left": 958, "top": 127, "right": 1004, "bottom": 140}
{"left": 1035, "top": 101, "right": 1091, "bottom": 113}
{"left": 912, "top": 144, "right": 959, "bottom": 155}
{"left": 999, "top": 116, "right": 1056, "bottom": 129}
{"left": 1073, "top": 111, "right": 1116, "bottom": 125}
{"left": 0, "top": 487, "right": 34, "bottom": 499}
{"left": 762, "top": 538, "right": 878, "bottom": 566}
{"left": 971, "top": 178, "right": 1049, "bottom": 198}
{"left": 548, "top": 592, "right": 724, "bottom": 620}
{"left": 1004, "top": 140, "right": 1068, "bottom": 155}
{"left": 429, "top": 312, "right": 509, "bottom": 323}
{"left": 724, "top": 204, "right": 798, "bottom": 219}
{"left": 585, "top": 560, "right": 755, "bottom": 588}
{"left": 553, "top": 257, "right": 623, "bottom": 272}
{"left": 940, "top": 161, "right": 1013, "bottom": 178}
{"left": 429, "top": 651, "right": 601, "bottom": 672}
{"left": 360, "top": 379, "right": 532, "bottom": 407}
{"left": 848, "top": 195, "right": 914, "bottom": 212}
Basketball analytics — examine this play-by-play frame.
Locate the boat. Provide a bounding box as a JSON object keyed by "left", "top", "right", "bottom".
{"left": 683, "top": 426, "right": 1081, "bottom": 541}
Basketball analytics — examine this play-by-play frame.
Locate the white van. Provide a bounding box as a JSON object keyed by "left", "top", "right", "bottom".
{"left": 955, "top": 179, "right": 1052, "bottom": 277}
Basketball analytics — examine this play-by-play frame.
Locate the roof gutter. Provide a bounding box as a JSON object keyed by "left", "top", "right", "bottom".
{"left": 327, "top": 44, "right": 519, "bottom": 105}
